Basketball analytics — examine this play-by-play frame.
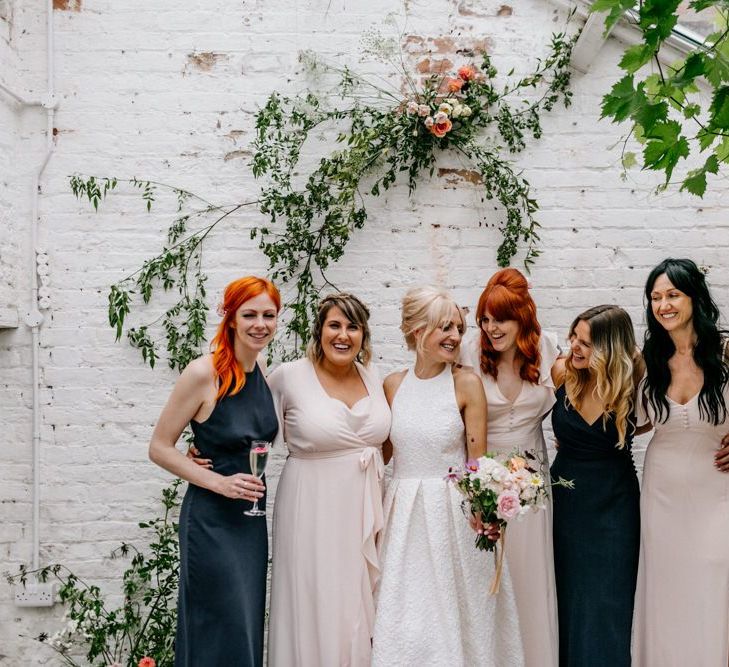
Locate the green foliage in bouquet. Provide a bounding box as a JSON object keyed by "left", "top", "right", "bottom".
{"left": 6, "top": 481, "right": 182, "bottom": 667}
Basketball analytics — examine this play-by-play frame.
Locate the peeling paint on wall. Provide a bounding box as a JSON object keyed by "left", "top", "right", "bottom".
{"left": 53, "top": 0, "right": 82, "bottom": 11}
{"left": 437, "top": 167, "right": 482, "bottom": 186}
{"left": 185, "top": 51, "right": 228, "bottom": 73}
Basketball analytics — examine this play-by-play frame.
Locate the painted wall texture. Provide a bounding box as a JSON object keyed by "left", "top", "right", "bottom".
{"left": 1, "top": 0, "right": 728, "bottom": 663}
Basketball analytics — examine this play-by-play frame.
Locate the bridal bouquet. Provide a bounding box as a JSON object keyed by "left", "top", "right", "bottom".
{"left": 446, "top": 451, "right": 556, "bottom": 594}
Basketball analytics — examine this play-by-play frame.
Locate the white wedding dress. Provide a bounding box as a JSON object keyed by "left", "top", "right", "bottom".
{"left": 371, "top": 364, "right": 525, "bottom": 666}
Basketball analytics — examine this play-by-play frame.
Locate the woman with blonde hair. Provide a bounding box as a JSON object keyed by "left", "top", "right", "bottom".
{"left": 372, "top": 286, "right": 524, "bottom": 666}
{"left": 550, "top": 305, "right": 644, "bottom": 667}
{"left": 149, "top": 276, "right": 281, "bottom": 666}
{"left": 266, "top": 293, "right": 391, "bottom": 666}
{"left": 460, "top": 268, "right": 560, "bottom": 667}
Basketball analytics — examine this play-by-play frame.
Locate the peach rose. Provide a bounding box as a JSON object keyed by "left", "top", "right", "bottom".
{"left": 429, "top": 117, "right": 453, "bottom": 138}
{"left": 458, "top": 65, "right": 477, "bottom": 81}
{"left": 138, "top": 658, "right": 156, "bottom": 667}
{"left": 446, "top": 77, "right": 464, "bottom": 93}
{"left": 509, "top": 455, "right": 527, "bottom": 472}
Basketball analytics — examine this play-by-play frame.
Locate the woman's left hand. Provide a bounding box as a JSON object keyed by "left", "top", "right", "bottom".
{"left": 468, "top": 514, "right": 501, "bottom": 541}
{"left": 715, "top": 433, "right": 729, "bottom": 472}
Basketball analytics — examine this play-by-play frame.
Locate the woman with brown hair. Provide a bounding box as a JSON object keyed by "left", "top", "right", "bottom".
{"left": 266, "top": 293, "right": 391, "bottom": 666}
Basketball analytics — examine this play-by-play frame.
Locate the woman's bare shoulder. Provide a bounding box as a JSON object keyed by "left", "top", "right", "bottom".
{"left": 182, "top": 354, "right": 216, "bottom": 384}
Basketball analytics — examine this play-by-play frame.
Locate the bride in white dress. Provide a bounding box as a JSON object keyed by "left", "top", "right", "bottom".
{"left": 371, "top": 286, "right": 524, "bottom": 667}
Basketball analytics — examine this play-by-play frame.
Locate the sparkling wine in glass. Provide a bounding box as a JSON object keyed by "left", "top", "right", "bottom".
{"left": 244, "top": 440, "right": 270, "bottom": 517}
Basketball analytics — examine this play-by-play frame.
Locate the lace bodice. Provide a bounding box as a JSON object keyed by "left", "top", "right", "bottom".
{"left": 389, "top": 364, "right": 465, "bottom": 479}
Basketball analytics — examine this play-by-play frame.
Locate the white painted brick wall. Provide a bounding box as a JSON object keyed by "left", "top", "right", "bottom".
{"left": 2, "top": 0, "right": 729, "bottom": 663}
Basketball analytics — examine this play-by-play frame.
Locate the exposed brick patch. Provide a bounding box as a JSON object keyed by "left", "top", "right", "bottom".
{"left": 415, "top": 57, "right": 454, "bottom": 75}
{"left": 223, "top": 149, "right": 251, "bottom": 161}
{"left": 437, "top": 167, "right": 482, "bottom": 186}
{"left": 53, "top": 0, "right": 82, "bottom": 11}
{"left": 185, "top": 51, "right": 227, "bottom": 73}
{"left": 498, "top": 4, "right": 513, "bottom": 17}
{"left": 455, "top": 0, "right": 488, "bottom": 18}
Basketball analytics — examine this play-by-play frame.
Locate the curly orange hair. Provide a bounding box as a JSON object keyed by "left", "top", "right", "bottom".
{"left": 210, "top": 276, "right": 281, "bottom": 400}
{"left": 476, "top": 268, "right": 541, "bottom": 383}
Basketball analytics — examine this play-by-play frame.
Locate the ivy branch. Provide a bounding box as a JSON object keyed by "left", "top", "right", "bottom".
{"left": 71, "top": 175, "right": 261, "bottom": 371}
{"left": 70, "top": 25, "right": 574, "bottom": 366}
{"left": 251, "top": 30, "right": 575, "bottom": 352}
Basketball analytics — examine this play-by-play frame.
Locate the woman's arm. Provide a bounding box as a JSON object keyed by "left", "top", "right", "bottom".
{"left": 149, "top": 357, "right": 263, "bottom": 501}
{"left": 551, "top": 356, "right": 566, "bottom": 389}
{"left": 381, "top": 371, "right": 406, "bottom": 465}
{"left": 454, "top": 369, "right": 488, "bottom": 460}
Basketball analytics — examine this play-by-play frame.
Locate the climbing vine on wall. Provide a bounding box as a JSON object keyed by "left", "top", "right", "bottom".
{"left": 72, "top": 24, "right": 575, "bottom": 367}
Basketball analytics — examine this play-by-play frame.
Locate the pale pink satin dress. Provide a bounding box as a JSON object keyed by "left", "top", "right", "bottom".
{"left": 461, "top": 330, "right": 560, "bottom": 667}
{"left": 266, "top": 358, "right": 391, "bottom": 667}
{"left": 633, "top": 379, "right": 729, "bottom": 666}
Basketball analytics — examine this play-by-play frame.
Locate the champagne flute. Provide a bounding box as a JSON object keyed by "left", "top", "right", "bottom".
{"left": 244, "top": 440, "right": 270, "bottom": 517}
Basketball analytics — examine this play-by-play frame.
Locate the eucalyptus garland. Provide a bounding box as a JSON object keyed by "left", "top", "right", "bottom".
{"left": 71, "top": 28, "right": 575, "bottom": 368}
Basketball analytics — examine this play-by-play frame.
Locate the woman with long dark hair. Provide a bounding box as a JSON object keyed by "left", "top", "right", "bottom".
{"left": 550, "top": 305, "right": 644, "bottom": 667}
{"left": 149, "top": 276, "right": 281, "bottom": 666}
{"left": 633, "top": 258, "right": 729, "bottom": 666}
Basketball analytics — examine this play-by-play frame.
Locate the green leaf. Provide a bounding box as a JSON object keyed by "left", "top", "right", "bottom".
{"left": 633, "top": 99, "right": 668, "bottom": 134}
{"left": 682, "top": 103, "right": 701, "bottom": 119}
{"left": 622, "top": 151, "right": 637, "bottom": 169}
{"left": 708, "top": 85, "right": 729, "bottom": 131}
{"left": 619, "top": 43, "right": 655, "bottom": 74}
{"left": 642, "top": 120, "right": 690, "bottom": 182}
{"left": 704, "top": 55, "right": 729, "bottom": 88}
{"left": 591, "top": 0, "right": 635, "bottom": 33}
{"left": 670, "top": 52, "right": 705, "bottom": 89}
{"left": 715, "top": 136, "right": 729, "bottom": 162}
{"left": 601, "top": 75, "right": 645, "bottom": 122}
{"left": 680, "top": 156, "right": 718, "bottom": 197}
{"left": 681, "top": 168, "right": 708, "bottom": 196}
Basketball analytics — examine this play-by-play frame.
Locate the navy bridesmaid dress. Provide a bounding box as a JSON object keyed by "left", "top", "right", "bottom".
{"left": 174, "top": 364, "right": 278, "bottom": 667}
{"left": 550, "top": 385, "right": 640, "bottom": 667}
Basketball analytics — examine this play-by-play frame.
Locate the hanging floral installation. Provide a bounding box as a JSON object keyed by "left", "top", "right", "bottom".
{"left": 70, "top": 21, "right": 576, "bottom": 365}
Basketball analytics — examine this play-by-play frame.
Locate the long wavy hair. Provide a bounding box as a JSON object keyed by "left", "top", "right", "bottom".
{"left": 643, "top": 258, "right": 728, "bottom": 425}
{"left": 475, "top": 268, "right": 541, "bottom": 383}
{"left": 565, "top": 305, "right": 637, "bottom": 447}
{"left": 210, "top": 276, "right": 281, "bottom": 400}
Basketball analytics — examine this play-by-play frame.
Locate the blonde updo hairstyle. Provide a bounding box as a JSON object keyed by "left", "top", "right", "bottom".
{"left": 401, "top": 286, "right": 465, "bottom": 355}
{"left": 306, "top": 292, "right": 373, "bottom": 366}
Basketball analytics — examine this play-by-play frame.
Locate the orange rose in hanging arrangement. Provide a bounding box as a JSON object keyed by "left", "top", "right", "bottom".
{"left": 430, "top": 113, "right": 453, "bottom": 138}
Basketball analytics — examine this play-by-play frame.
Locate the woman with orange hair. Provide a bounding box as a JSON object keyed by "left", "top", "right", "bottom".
{"left": 460, "top": 268, "right": 561, "bottom": 667}
{"left": 149, "top": 276, "right": 280, "bottom": 667}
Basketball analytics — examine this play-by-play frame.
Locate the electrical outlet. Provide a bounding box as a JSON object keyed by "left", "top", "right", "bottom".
{"left": 14, "top": 582, "right": 55, "bottom": 607}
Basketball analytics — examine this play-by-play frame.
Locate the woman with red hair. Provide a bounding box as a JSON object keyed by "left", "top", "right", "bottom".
{"left": 149, "top": 276, "right": 280, "bottom": 667}
{"left": 460, "top": 268, "right": 561, "bottom": 667}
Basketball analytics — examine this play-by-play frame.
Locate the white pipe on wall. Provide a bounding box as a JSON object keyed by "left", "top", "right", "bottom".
{"left": 24, "top": 0, "right": 57, "bottom": 572}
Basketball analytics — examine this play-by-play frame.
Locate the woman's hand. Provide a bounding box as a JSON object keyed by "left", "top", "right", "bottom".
{"left": 214, "top": 473, "right": 265, "bottom": 501}
{"left": 186, "top": 446, "right": 213, "bottom": 469}
{"left": 715, "top": 432, "right": 729, "bottom": 473}
{"left": 468, "top": 514, "right": 501, "bottom": 541}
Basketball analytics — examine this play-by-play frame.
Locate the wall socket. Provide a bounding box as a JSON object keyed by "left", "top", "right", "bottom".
{"left": 14, "top": 582, "right": 56, "bottom": 607}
